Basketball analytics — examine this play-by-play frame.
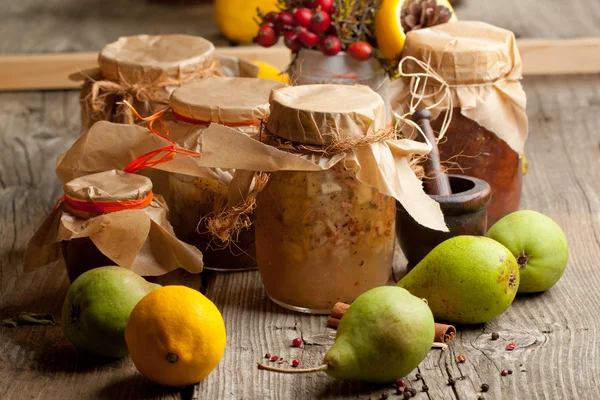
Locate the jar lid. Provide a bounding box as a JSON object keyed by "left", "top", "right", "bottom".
{"left": 266, "top": 84, "right": 387, "bottom": 145}
{"left": 170, "top": 77, "right": 285, "bottom": 124}
{"left": 99, "top": 34, "right": 216, "bottom": 83}
{"left": 402, "top": 21, "right": 522, "bottom": 85}
{"left": 63, "top": 170, "right": 153, "bottom": 203}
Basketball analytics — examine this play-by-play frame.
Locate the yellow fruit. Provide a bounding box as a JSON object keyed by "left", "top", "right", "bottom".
{"left": 125, "top": 286, "right": 226, "bottom": 387}
{"left": 375, "top": 0, "right": 458, "bottom": 60}
{"left": 252, "top": 61, "right": 290, "bottom": 84}
{"left": 214, "top": 0, "right": 279, "bottom": 43}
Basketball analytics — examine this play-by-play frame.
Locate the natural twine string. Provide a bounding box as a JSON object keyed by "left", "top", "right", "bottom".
{"left": 83, "top": 60, "right": 219, "bottom": 124}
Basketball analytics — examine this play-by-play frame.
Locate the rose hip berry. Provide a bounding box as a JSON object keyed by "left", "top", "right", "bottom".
{"left": 276, "top": 11, "right": 296, "bottom": 32}
{"left": 284, "top": 32, "right": 302, "bottom": 52}
{"left": 457, "top": 354, "right": 466, "bottom": 363}
{"left": 298, "top": 28, "right": 319, "bottom": 48}
{"left": 293, "top": 8, "right": 313, "bottom": 28}
{"left": 309, "top": 0, "right": 334, "bottom": 13}
{"left": 310, "top": 10, "right": 331, "bottom": 33}
{"left": 319, "top": 35, "right": 341, "bottom": 56}
{"left": 347, "top": 41, "right": 374, "bottom": 61}
{"left": 264, "top": 11, "right": 278, "bottom": 24}
{"left": 255, "top": 24, "right": 278, "bottom": 48}
{"left": 292, "top": 359, "right": 300, "bottom": 367}
{"left": 292, "top": 337, "right": 303, "bottom": 347}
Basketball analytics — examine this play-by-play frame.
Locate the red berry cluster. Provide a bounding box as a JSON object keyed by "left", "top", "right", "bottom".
{"left": 255, "top": 0, "right": 373, "bottom": 61}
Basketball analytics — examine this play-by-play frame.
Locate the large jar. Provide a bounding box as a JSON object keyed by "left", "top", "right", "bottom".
{"left": 392, "top": 21, "right": 529, "bottom": 225}
{"left": 195, "top": 84, "right": 446, "bottom": 313}
{"left": 166, "top": 77, "right": 285, "bottom": 271}
{"left": 256, "top": 166, "right": 396, "bottom": 313}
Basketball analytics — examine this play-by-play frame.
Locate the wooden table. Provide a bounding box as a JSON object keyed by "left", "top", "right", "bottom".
{"left": 1, "top": 1, "right": 600, "bottom": 399}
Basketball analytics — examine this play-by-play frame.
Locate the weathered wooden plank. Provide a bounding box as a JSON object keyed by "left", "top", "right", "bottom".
{"left": 3, "top": 38, "right": 600, "bottom": 91}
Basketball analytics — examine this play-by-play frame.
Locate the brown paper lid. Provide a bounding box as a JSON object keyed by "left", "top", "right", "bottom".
{"left": 63, "top": 170, "right": 153, "bottom": 202}
{"left": 402, "top": 21, "right": 522, "bottom": 84}
{"left": 266, "top": 84, "right": 387, "bottom": 145}
{"left": 99, "top": 34, "right": 216, "bottom": 83}
{"left": 170, "top": 77, "right": 285, "bottom": 124}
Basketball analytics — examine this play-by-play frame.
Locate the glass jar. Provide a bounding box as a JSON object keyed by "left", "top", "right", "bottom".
{"left": 165, "top": 77, "right": 285, "bottom": 271}
{"left": 256, "top": 165, "right": 396, "bottom": 314}
{"left": 393, "top": 21, "right": 528, "bottom": 225}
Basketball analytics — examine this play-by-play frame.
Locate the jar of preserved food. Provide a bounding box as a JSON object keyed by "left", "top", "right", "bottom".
{"left": 76, "top": 34, "right": 259, "bottom": 131}
{"left": 392, "top": 21, "right": 528, "bottom": 225}
{"left": 193, "top": 84, "right": 446, "bottom": 313}
{"left": 23, "top": 170, "right": 204, "bottom": 282}
{"left": 166, "top": 77, "right": 285, "bottom": 271}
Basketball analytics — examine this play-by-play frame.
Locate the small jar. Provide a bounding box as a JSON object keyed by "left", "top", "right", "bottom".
{"left": 254, "top": 84, "right": 399, "bottom": 314}
{"left": 45, "top": 170, "right": 203, "bottom": 282}
{"left": 166, "top": 77, "right": 285, "bottom": 271}
{"left": 394, "top": 21, "right": 528, "bottom": 225}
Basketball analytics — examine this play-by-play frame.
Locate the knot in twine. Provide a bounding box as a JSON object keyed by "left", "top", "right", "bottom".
{"left": 395, "top": 55, "right": 455, "bottom": 149}
{"left": 84, "top": 61, "right": 219, "bottom": 123}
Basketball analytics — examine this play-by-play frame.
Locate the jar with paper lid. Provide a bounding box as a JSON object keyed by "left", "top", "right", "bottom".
{"left": 23, "top": 170, "right": 204, "bottom": 282}
{"left": 167, "top": 77, "right": 286, "bottom": 271}
{"left": 392, "top": 21, "right": 528, "bottom": 225}
{"left": 253, "top": 85, "right": 398, "bottom": 313}
{"left": 77, "top": 34, "right": 259, "bottom": 131}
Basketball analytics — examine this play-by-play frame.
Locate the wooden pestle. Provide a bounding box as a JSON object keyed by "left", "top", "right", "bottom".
{"left": 412, "top": 109, "right": 452, "bottom": 196}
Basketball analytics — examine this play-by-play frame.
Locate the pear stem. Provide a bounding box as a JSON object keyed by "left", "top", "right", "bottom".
{"left": 257, "top": 362, "right": 328, "bottom": 374}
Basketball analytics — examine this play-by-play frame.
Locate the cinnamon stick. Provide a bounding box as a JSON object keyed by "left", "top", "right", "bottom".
{"left": 328, "top": 302, "right": 457, "bottom": 344}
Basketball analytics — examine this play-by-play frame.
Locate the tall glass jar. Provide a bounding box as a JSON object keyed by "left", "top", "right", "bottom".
{"left": 256, "top": 166, "right": 396, "bottom": 313}
{"left": 166, "top": 77, "right": 285, "bottom": 271}
{"left": 393, "top": 21, "right": 528, "bottom": 225}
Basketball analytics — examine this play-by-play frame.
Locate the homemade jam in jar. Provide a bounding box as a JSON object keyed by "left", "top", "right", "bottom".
{"left": 167, "top": 77, "right": 285, "bottom": 271}
{"left": 37, "top": 170, "right": 204, "bottom": 282}
{"left": 249, "top": 84, "right": 408, "bottom": 314}
{"left": 395, "top": 21, "right": 529, "bottom": 225}
{"left": 256, "top": 166, "right": 396, "bottom": 313}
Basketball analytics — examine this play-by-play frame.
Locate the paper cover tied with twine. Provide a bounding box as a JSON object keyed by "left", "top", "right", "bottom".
{"left": 390, "top": 21, "right": 528, "bottom": 155}
{"left": 75, "top": 34, "right": 259, "bottom": 130}
{"left": 198, "top": 84, "right": 447, "bottom": 232}
{"left": 23, "top": 170, "right": 203, "bottom": 277}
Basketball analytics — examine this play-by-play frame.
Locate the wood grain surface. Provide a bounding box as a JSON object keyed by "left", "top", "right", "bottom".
{"left": 1, "top": 0, "right": 600, "bottom": 399}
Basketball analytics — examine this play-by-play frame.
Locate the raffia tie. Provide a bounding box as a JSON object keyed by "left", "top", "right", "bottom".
{"left": 84, "top": 61, "right": 219, "bottom": 124}
{"left": 259, "top": 123, "right": 397, "bottom": 156}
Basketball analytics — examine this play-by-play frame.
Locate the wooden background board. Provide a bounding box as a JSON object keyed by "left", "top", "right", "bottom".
{"left": 1, "top": 0, "right": 600, "bottom": 399}
{"left": 3, "top": 38, "right": 600, "bottom": 91}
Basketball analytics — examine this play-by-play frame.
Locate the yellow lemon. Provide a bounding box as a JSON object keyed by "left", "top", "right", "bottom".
{"left": 125, "top": 286, "right": 226, "bottom": 387}
{"left": 214, "top": 0, "right": 279, "bottom": 44}
{"left": 375, "top": 0, "right": 457, "bottom": 60}
{"left": 252, "top": 61, "right": 290, "bottom": 84}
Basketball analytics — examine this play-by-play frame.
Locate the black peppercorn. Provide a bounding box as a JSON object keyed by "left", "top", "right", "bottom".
{"left": 403, "top": 391, "right": 412, "bottom": 399}
{"left": 508, "top": 369, "right": 513, "bottom": 375}
{"left": 409, "top": 388, "right": 417, "bottom": 396}
{"left": 491, "top": 332, "right": 500, "bottom": 340}
{"left": 481, "top": 383, "right": 489, "bottom": 392}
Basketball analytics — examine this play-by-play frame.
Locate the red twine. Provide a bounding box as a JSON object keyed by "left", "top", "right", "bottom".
{"left": 54, "top": 192, "right": 154, "bottom": 214}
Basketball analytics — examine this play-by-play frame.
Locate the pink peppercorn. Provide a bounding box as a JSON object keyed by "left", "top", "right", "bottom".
{"left": 270, "top": 355, "right": 279, "bottom": 362}
{"left": 501, "top": 369, "right": 509, "bottom": 376}
{"left": 292, "top": 359, "right": 300, "bottom": 367}
{"left": 506, "top": 342, "right": 516, "bottom": 351}
{"left": 292, "top": 338, "right": 303, "bottom": 347}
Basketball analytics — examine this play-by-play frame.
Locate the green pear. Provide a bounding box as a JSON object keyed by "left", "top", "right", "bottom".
{"left": 323, "top": 286, "right": 434, "bottom": 383}
{"left": 486, "top": 210, "right": 568, "bottom": 293}
{"left": 397, "top": 236, "right": 519, "bottom": 324}
{"left": 62, "top": 266, "right": 160, "bottom": 358}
